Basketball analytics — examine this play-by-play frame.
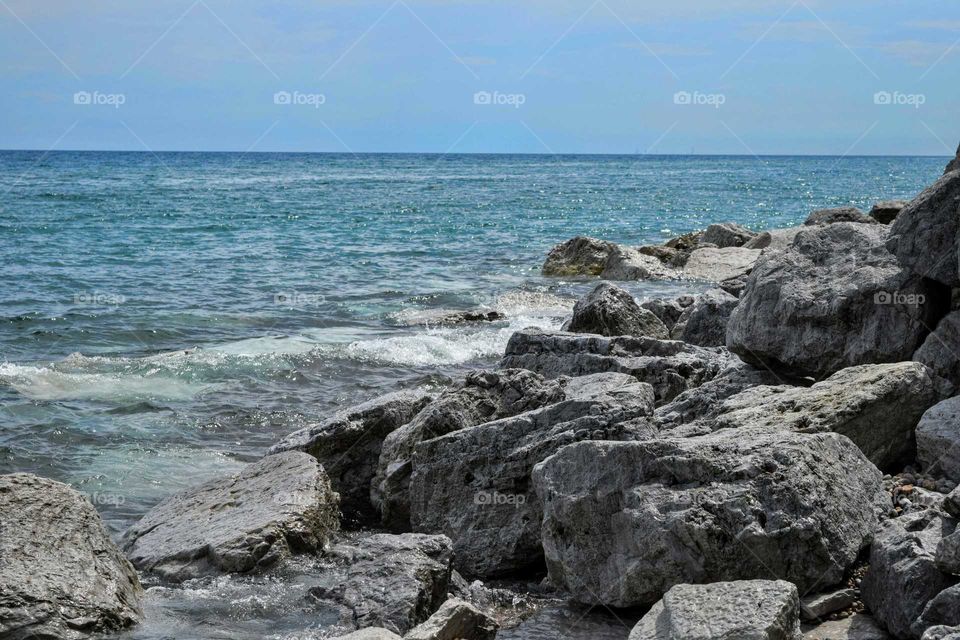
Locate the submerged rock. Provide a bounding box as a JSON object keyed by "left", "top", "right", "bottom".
{"left": 563, "top": 283, "right": 669, "bottom": 338}
{"left": 917, "top": 396, "right": 960, "bottom": 483}
{"left": 700, "top": 222, "right": 758, "bottom": 248}
{"left": 682, "top": 246, "right": 760, "bottom": 282}
{"left": 727, "top": 222, "right": 947, "bottom": 377}
{"left": 870, "top": 200, "right": 908, "bottom": 225}
{"left": 670, "top": 288, "right": 738, "bottom": 347}
{"left": 123, "top": 452, "right": 339, "bottom": 582}
{"left": 269, "top": 390, "right": 432, "bottom": 524}
{"left": 628, "top": 580, "right": 802, "bottom": 640}
{"left": 0, "top": 473, "right": 144, "bottom": 640}
{"left": 542, "top": 236, "right": 618, "bottom": 276}
{"left": 887, "top": 171, "right": 960, "bottom": 287}
{"left": 805, "top": 206, "right": 877, "bottom": 226}
{"left": 534, "top": 428, "right": 884, "bottom": 607}
{"left": 404, "top": 598, "right": 499, "bottom": 640}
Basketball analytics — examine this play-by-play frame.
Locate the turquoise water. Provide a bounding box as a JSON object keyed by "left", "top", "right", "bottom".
{"left": 0, "top": 151, "right": 947, "bottom": 638}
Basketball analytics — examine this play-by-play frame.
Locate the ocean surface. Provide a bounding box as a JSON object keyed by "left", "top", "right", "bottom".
{"left": 0, "top": 151, "right": 947, "bottom": 639}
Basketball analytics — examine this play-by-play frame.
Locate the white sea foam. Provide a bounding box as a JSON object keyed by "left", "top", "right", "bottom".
{"left": 0, "top": 363, "right": 212, "bottom": 402}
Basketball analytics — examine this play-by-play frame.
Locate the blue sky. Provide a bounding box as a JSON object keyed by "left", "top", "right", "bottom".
{"left": 1, "top": 0, "right": 958, "bottom": 154}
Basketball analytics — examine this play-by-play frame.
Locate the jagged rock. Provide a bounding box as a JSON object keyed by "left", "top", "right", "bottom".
{"left": 404, "top": 598, "right": 499, "bottom": 640}
{"left": 915, "top": 310, "right": 960, "bottom": 397}
{"left": 628, "top": 580, "right": 801, "bottom": 640}
{"left": 862, "top": 509, "right": 958, "bottom": 639}
{"left": 938, "top": 527, "right": 960, "bottom": 575}
{"left": 409, "top": 378, "right": 656, "bottom": 577}
{"left": 501, "top": 329, "right": 734, "bottom": 404}
{"left": 639, "top": 244, "right": 688, "bottom": 268}
{"left": 925, "top": 627, "right": 960, "bottom": 640}
{"left": 122, "top": 452, "right": 339, "bottom": 582}
{"left": 542, "top": 236, "right": 619, "bottom": 276}
{"left": 805, "top": 207, "right": 877, "bottom": 226}
{"left": 666, "top": 230, "right": 703, "bottom": 251}
{"left": 0, "top": 473, "right": 143, "bottom": 640}
{"left": 918, "top": 396, "right": 960, "bottom": 483}
{"left": 744, "top": 226, "right": 804, "bottom": 252}
{"left": 727, "top": 222, "right": 947, "bottom": 378}
{"left": 700, "top": 222, "right": 758, "bottom": 248}
{"left": 870, "top": 200, "right": 909, "bottom": 225}
{"left": 802, "top": 614, "right": 890, "bottom": 639}
{"left": 887, "top": 171, "right": 960, "bottom": 287}
{"left": 946, "top": 486, "right": 960, "bottom": 518}
{"left": 703, "top": 362, "right": 938, "bottom": 469}
{"left": 563, "top": 283, "right": 669, "bottom": 338}
{"left": 269, "top": 390, "right": 432, "bottom": 524}
{"left": 373, "top": 369, "right": 568, "bottom": 531}
{"left": 801, "top": 588, "right": 857, "bottom": 621}
{"left": 671, "top": 288, "right": 739, "bottom": 347}
{"left": 641, "top": 295, "right": 694, "bottom": 331}
{"left": 682, "top": 246, "right": 760, "bottom": 282}
{"left": 917, "top": 584, "right": 960, "bottom": 636}
{"left": 600, "top": 246, "right": 680, "bottom": 280}
{"left": 947, "top": 144, "right": 960, "bottom": 174}
{"left": 309, "top": 533, "right": 453, "bottom": 635}
{"left": 719, "top": 272, "right": 750, "bottom": 297}
{"left": 333, "top": 630, "right": 402, "bottom": 640}
{"left": 534, "top": 428, "right": 885, "bottom": 607}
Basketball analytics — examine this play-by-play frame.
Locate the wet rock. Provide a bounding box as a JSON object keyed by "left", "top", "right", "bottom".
{"left": 374, "top": 369, "right": 567, "bottom": 531}
{"left": 0, "top": 473, "right": 143, "bottom": 640}
{"left": 727, "top": 222, "right": 947, "bottom": 378}
{"left": 310, "top": 533, "right": 453, "bottom": 635}
{"left": 862, "top": 509, "right": 958, "bottom": 639}
{"left": 744, "top": 226, "right": 804, "bottom": 252}
{"left": 700, "top": 222, "right": 758, "bottom": 248}
{"left": 800, "top": 588, "right": 857, "bottom": 621}
{"left": 123, "top": 452, "right": 339, "bottom": 582}
{"left": 802, "top": 614, "right": 890, "bottom": 639}
{"left": 269, "top": 390, "right": 432, "bottom": 524}
{"left": 670, "top": 288, "right": 738, "bottom": 347}
{"left": 501, "top": 329, "right": 734, "bottom": 404}
{"left": 640, "top": 295, "right": 694, "bottom": 331}
{"left": 600, "top": 245, "right": 680, "bottom": 280}
{"left": 805, "top": 207, "right": 877, "bottom": 226}
{"left": 914, "top": 310, "right": 960, "bottom": 397}
{"left": 682, "top": 246, "right": 760, "bottom": 282}
{"left": 917, "top": 396, "right": 960, "bottom": 483}
{"left": 887, "top": 171, "right": 960, "bottom": 287}
{"left": 409, "top": 379, "right": 656, "bottom": 577}
{"left": 629, "top": 580, "right": 801, "bottom": 640}
{"left": 534, "top": 428, "right": 885, "bottom": 607}
{"left": 543, "top": 236, "right": 619, "bottom": 276}
{"left": 563, "top": 283, "right": 669, "bottom": 338}
{"left": 405, "top": 598, "right": 499, "bottom": 640}
{"left": 870, "top": 200, "right": 909, "bottom": 225}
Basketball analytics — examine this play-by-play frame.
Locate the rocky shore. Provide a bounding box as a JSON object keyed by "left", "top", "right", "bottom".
{"left": 3, "top": 147, "right": 960, "bottom": 640}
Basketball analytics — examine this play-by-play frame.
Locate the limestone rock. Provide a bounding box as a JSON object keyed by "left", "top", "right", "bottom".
{"left": 914, "top": 310, "right": 960, "bottom": 397}
{"left": 564, "top": 283, "right": 669, "bottom": 338}
{"left": 917, "top": 584, "right": 960, "bottom": 636}
{"left": 333, "top": 630, "right": 402, "bottom": 640}
{"left": 805, "top": 207, "right": 877, "bottom": 226}
{"left": 744, "top": 226, "right": 804, "bottom": 252}
{"left": 946, "top": 144, "right": 960, "bottom": 174}
{"left": 924, "top": 627, "right": 960, "bottom": 640}
{"left": 404, "top": 598, "right": 499, "bottom": 640}
{"left": 682, "top": 246, "right": 760, "bottom": 282}
{"left": 802, "top": 614, "right": 890, "bottom": 639}
{"left": 700, "top": 222, "right": 758, "bottom": 248}
{"left": 600, "top": 245, "right": 680, "bottom": 280}
{"left": 870, "top": 200, "right": 909, "bottom": 225}
{"left": 543, "top": 236, "right": 619, "bottom": 276}
{"left": 671, "top": 288, "right": 739, "bottom": 347}
{"left": 918, "top": 396, "right": 960, "bottom": 483}
{"left": 122, "top": 452, "right": 339, "bottom": 582}
{"left": 800, "top": 589, "right": 857, "bottom": 621}
{"left": 641, "top": 295, "right": 694, "bottom": 331}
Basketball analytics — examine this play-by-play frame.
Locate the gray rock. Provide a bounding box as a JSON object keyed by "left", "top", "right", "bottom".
{"left": 802, "top": 614, "right": 890, "bottom": 639}
{"left": 534, "top": 428, "right": 885, "bottom": 607}
{"left": 682, "top": 246, "right": 760, "bottom": 282}
{"left": 409, "top": 379, "right": 656, "bottom": 577}
{"left": 404, "top": 598, "right": 499, "bottom": 640}
{"left": 629, "top": 580, "right": 801, "bottom": 640}
{"left": 805, "top": 207, "right": 877, "bottom": 226}
{"left": 947, "top": 144, "right": 960, "bottom": 174}
{"left": 0, "top": 473, "right": 143, "bottom": 640}
{"left": 501, "top": 329, "right": 735, "bottom": 404}
{"left": 373, "top": 369, "right": 568, "bottom": 531}
{"left": 870, "top": 200, "right": 909, "bottom": 225}
{"left": 706, "top": 362, "right": 938, "bottom": 470}
{"left": 700, "top": 222, "right": 758, "bottom": 248}
{"left": 719, "top": 271, "right": 751, "bottom": 297}
{"left": 671, "top": 288, "right": 739, "bottom": 347}
{"left": 925, "top": 626, "right": 960, "bottom": 640}
{"left": 918, "top": 396, "right": 960, "bottom": 483}
{"left": 600, "top": 245, "right": 680, "bottom": 280}
{"left": 542, "top": 236, "right": 619, "bottom": 276}
{"left": 639, "top": 244, "right": 689, "bottom": 268}
{"left": 641, "top": 295, "right": 694, "bottom": 331}
{"left": 122, "top": 452, "right": 339, "bottom": 582}
{"left": 666, "top": 230, "right": 704, "bottom": 251}
{"left": 727, "top": 222, "right": 947, "bottom": 378}
{"left": 862, "top": 509, "right": 958, "bottom": 640}
{"left": 938, "top": 529, "right": 960, "bottom": 575}
{"left": 800, "top": 589, "right": 857, "bottom": 622}
{"left": 915, "top": 310, "right": 960, "bottom": 397}
{"left": 268, "top": 390, "right": 432, "bottom": 524}
{"left": 563, "top": 283, "right": 670, "bottom": 338}
{"left": 917, "top": 584, "right": 960, "bottom": 636}
{"left": 310, "top": 533, "right": 453, "bottom": 635}
{"left": 946, "top": 486, "right": 960, "bottom": 518}
{"left": 333, "top": 630, "right": 402, "bottom": 640}
{"left": 744, "top": 226, "right": 805, "bottom": 252}
{"left": 886, "top": 171, "right": 960, "bottom": 287}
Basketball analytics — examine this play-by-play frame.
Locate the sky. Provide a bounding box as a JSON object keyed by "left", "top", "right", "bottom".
{"left": 1, "top": 0, "right": 958, "bottom": 155}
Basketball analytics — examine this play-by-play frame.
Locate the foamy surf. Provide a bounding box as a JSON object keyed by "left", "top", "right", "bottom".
{"left": 0, "top": 363, "right": 214, "bottom": 402}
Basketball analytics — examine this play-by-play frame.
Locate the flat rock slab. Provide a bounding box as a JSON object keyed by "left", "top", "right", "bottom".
{"left": 682, "top": 246, "right": 760, "bottom": 282}
{"left": 0, "top": 473, "right": 144, "bottom": 640}
{"left": 122, "top": 452, "right": 339, "bottom": 582}
{"left": 802, "top": 614, "right": 890, "bottom": 639}
{"left": 404, "top": 598, "right": 499, "bottom": 640}
{"left": 629, "top": 580, "right": 802, "bottom": 640}
{"left": 332, "top": 629, "right": 402, "bottom": 640}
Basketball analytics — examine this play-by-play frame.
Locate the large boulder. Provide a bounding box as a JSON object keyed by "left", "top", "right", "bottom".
{"left": 727, "top": 222, "right": 947, "bottom": 377}
{"left": 918, "top": 396, "right": 960, "bottom": 483}
{"left": 917, "top": 585, "right": 960, "bottom": 637}
{"left": 122, "top": 452, "right": 339, "bottom": 582}
{"left": 700, "top": 222, "right": 758, "bottom": 248}
{"left": 862, "top": 510, "right": 958, "bottom": 639}
{"left": 533, "top": 428, "right": 885, "bottom": 608}
{"left": 671, "top": 288, "right": 739, "bottom": 347}
{"left": 563, "top": 283, "right": 669, "bottom": 338}
{"left": 542, "top": 236, "right": 619, "bottom": 276}
{"left": 915, "top": 310, "right": 960, "bottom": 397}
{"left": 641, "top": 295, "right": 694, "bottom": 331}
{"left": 310, "top": 533, "right": 453, "bottom": 635}
{"left": 870, "top": 200, "right": 909, "bottom": 225}
{"left": 0, "top": 473, "right": 143, "bottom": 640}
{"left": 703, "top": 362, "right": 938, "bottom": 470}
{"left": 947, "top": 144, "right": 960, "bottom": 174}
{"left": 404, "top": 598, "right": 499, "bottom": 640}
{"left": 628, "top": 580, "right": 801, "bottom": 640}
{"left": 409, "top": 378, "right": 656, "bottom": 577}
{"left": 600, "top": 245, "right": 680, "bottom": 280}
{"left": 501, "top": 329, "right": 735, "bottom": 404}
{"left": 373, "top": 369, "right": 567, "bottom": 531}
{"left": 682, "top": 246, "right": 760, "bottom": 282}
{"left": 804, "top": 207, "right": 877, "bottom": 226}
{"left": 268, "top": 390, "right": 432, "bottom": 524}
{"left": 886, "top": 171, "right": 960, "bottom": 287}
